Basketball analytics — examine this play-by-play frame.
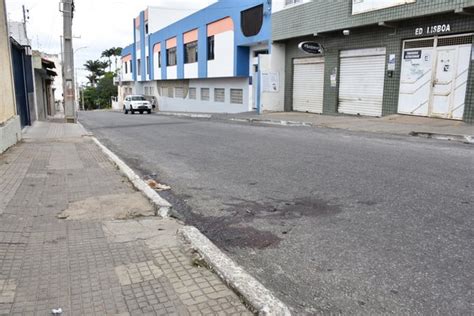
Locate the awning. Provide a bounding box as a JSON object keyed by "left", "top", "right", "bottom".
{"left": 46, "top": 69, "right": 57, "bottom": 77}
{"left": 41, "top": 58, "right": 56, "bottom": 69}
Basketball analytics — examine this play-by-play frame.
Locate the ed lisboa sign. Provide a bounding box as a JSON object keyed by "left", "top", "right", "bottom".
{"left": 415, "top": 24, "right": 452, "bottom": 36}
{"left": 352, "top": 0, "right": 416, "bottom": 15}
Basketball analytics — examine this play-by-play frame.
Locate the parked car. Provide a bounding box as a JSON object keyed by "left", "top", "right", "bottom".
{"left": 123, "top": 95, "right": 152, "bottom": 114}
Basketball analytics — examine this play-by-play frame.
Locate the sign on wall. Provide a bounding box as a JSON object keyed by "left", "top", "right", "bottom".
{"left": 415, "top": 24, "right": 451, "bottom": 36}
{"left": 298, "top": 42, "right": 324, "bottom": 55}
{"left": 352, "top": 0, "right": 416, "bottom": 15}
{"left": 388, "top": 54, "right": 396, "bottom": 71}
{"left": 262, "top": 72, "right": 280, "bottom": 92}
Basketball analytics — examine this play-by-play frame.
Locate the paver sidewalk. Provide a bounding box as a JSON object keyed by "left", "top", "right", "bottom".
{"left": 0, "top": 121, "right": 250, "bottom": 315}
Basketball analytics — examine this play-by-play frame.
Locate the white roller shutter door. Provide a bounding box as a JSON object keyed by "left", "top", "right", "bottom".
{"left": 293, "top": 58, "right": 325, "bottom": 113}
{"left": 339, "top": 48, "right": 386, "bottom": 117}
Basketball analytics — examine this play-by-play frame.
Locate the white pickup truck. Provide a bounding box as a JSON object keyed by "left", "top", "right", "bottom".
{"left": 123, "top": 95, "right": 152, "bottom": 114}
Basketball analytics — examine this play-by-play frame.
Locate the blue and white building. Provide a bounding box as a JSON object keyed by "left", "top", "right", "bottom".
{"left": 118, "top": 0, "right": 275, "bottom": 113}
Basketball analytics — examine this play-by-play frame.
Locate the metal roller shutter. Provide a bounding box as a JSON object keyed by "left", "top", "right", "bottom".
{"left": 293, "top": 58, "right": 325, "bottom": 113}
{"left": 339, "top": 48, "right": 386, "bottom": 117}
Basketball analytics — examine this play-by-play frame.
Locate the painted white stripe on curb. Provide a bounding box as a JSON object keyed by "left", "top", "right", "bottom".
{"left": 158, "top": 112, "right": 212, "bottom": 119}
{"left": 178, "top": 226, "right": 292, "bottom": 316}
{"left": 90, "top": 136, "right": 172, "bottom": 217}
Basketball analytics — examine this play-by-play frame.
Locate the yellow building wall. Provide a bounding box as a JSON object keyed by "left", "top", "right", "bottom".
{"left": 0, "top": 0, "right": 16, "bottom": 125}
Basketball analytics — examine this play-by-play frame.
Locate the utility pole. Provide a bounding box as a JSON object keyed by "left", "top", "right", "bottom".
{"left": 21, "top": 5, "right": 29, "bottom": 44}
{"left": 60, "top": 0, "right": 76, "bottom": 123}
{"left": 81, "top": 86, "right": 84, "bottom": 111}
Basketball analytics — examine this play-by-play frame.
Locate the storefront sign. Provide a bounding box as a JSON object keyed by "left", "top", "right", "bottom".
{"left": 404, "top": 50, "right": 422, "bottom": 60}
{"left": 298, "top": 42, "right": 324, "bottom": 55}
{"left": 415, "top": 24, "right": 451, "bottom": 36}
{"left": 352, "top": 0, "right": 416, "bottom": 15}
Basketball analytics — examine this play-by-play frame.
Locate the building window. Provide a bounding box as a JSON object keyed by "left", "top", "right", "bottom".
{"left": 150, "top": 87, "right": 154, "bottom": 95}
{"left": 241, "top": 4, "right": 264, "bottom": 37}
{"left": 184, "top": 41, "right": 198, "bottom": 64}
{"left": 167, "top": 87, "right": 174, "bottom": 98}
{"left": 130, "top": 61, "right": 133, "bottom": 73}
{"left": 201, "top": 88, "right": 210, "bottom": 101}
{"left": 158, "top": 51, "right": 161, "bottom": 68}
{"left": 230, "top": 89, "right": 243, "bottom": 104}
{"left": 189, "top": 88, "right": 196, "bottom": 99}
{"left": 146, "top": 56, "right": 150, "bottom": 75}
{"left": 207, "top": 36, "right": 215, "bottom": 61}
{"left": 167, "top": 47, "right": 177, "bottom": 66}
{"left": 124, "top": 62, "right": 128, "bottom": 74}
{"left": 175, "top": 87, "right": 185, "bottom": 98}
{"left": 137, "top": 59, "right": 141, "bottom": 76}
{"left": 214, "top": 88, "right": 225, "bottom": 102}
{"left": 145, "top": 23, "right": 149, "bottom": 35}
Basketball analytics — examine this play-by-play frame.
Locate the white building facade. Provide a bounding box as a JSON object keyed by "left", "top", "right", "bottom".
{"left": 118, "top": 0, "right": 274, "bottom": 114}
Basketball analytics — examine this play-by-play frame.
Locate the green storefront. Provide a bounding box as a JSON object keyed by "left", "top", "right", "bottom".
{"left": 273, "top": 0, "right": 474, "bottom": 123}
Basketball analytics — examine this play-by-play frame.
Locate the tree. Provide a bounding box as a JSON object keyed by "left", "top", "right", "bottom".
{"left": 101, "top": 47, "right": 123, "bottom": 73}
{"left": 101, "top": 48, "right": 115, "bottom": 72}
{"left": 81, "top": 73, "right": 117, "bottom": 110}
{"left": 84, "top": 60, "right": 108, "bottom": 86}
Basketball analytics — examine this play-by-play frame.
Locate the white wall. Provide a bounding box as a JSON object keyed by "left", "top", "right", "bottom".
{"left": 272, "top": 0, "right": 312, "bottom": 13}
{"left": 184, "top": 62, "right": 198, "bottom": 79}
{"left": 352, "top": 0, "right": 416, "bottom": 15}
{"left": 0, "top": 116, "right": 21, "bottom": 155}
{"left": 148, "top": 6, "right": 204, "bottom": 33}
{"left": 153, "top": 52, "right": 161, "bottom": 80}
{"left": 249, "top": 43, "right": 270, "bottom": 110}
{"left": 260, "top": 43, "right": 286, "bottom": 112}
{"left": 207, "top": 31, "right": 234, "bottom": 78}
{"left": 167, "top": 66, "right": 177, "bottom": 79}
{"left": 121, "top": 60, "right": 133, "bottom": 82}
{"left": 157, "top": 77, "right": 249, "bottom": 113}
{"left": 136, "top": 48, "right": 141, "bottom": 77}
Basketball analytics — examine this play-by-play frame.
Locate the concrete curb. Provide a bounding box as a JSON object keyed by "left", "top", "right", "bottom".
{"left": 90, "top": 137, "right": 172, "bottom": 217}
{"left": 157, "top": 112, "right": 311, "bottom": 127}
{"left": 236, "top": 118, "right": 312, "bottom": 128}
{"left": 409, "top": 131, "right": 474, "bottom": 144}
{"left": 178, "top": 226, "right": 292, "bottom": 316}
{"left": 156, "top": 112, "right": 474, "bottom": 142}
{"left": 157, "top": 112, "right": 212, "bottom": 119}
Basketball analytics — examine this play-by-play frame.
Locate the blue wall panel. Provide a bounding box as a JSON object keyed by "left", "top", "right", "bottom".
{"left": 140, "top": 11, "right": 146, "bottom": 81}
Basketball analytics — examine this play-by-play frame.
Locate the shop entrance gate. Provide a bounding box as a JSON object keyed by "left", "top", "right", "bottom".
{"left": 398, "top": 34, "right": 473, "bottom": 120}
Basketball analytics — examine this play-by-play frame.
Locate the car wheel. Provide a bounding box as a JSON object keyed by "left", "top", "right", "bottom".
{"left": 130, "top": 107, "right": 135, "bottom": 114}
{"left": 139, "top": 111, "right": 144, "bottom": 114}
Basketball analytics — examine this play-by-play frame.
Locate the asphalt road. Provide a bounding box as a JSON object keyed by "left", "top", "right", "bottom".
{"left": 80, "top": 111, "right": 473, "bottom": 315}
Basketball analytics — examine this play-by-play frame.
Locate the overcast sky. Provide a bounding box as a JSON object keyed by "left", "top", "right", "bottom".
{"left": 5, "top": 0, "right": 216, "bottom": 84}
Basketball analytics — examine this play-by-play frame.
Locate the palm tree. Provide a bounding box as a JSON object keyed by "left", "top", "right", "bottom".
{"left": 101, "top": 48, "right": 115, "bottom": 72}
{"left": 84, "top": 60, "right": 108, "bottom": 86}
{"left": 113, "top": 47, "right": 123, "bottom": 73}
